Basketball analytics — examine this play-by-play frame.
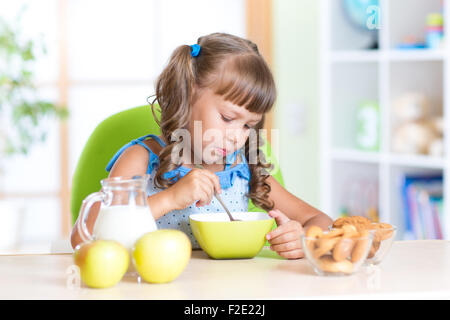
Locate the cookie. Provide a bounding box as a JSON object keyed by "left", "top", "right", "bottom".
{"left": 305, "top": 226, "right": 323, "bottom": 251}
{"left": 333, "top": 216, "right": 372, "bottom": 233}
{"left": 351, "top": 229, "right": 371, "bottom": 263}
{"left": 306, "top": 225, "right": 323, "bottom": 239}
{"left": 368, "top": 240, "right": 380, "bottom": 258}
{"left": 319, "top": 255, "right": 353, "bottom": 274}
{"left": 369, "top": 222, "right": 394, "bottom": 241}
{"left": 313, "top": 237, "right": 340, "bottom": 259}
{"left": 341, "top": 224, "right": 358, "bottom": 238}
{"left": 332, "top": 237, "right": 355, "bottom": 262}
{"left": 322, "top": 228, "right": 344, "bottom": 239}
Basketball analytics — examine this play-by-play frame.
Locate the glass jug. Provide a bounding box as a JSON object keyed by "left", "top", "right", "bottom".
{"left": 77, "top": 175, "right": 157, "bottom": 251}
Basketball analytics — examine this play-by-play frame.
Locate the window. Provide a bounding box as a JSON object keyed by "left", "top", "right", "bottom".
{"left": 0, "top": 0, "right": 246, "bottom": 250}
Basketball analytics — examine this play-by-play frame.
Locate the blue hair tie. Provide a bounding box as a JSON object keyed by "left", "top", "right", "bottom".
{"left": 190, "top": 44, "right": 201, "bottom": 57}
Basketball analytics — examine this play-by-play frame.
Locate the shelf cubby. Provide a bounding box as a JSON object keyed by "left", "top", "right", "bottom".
{"left": 331, "top": 160, "right": 379, "bottom": 221}
{"left": 389, "top": 0, "right": 443, "bottom": 50}
{"left": 389, "top": 165, "right": 444, "bottom": 240}
{"left": 331, "top": 62, "right": 379, "bottom": 150}
{"left": 320, "top": 0, "right": 449, "bottom": 240}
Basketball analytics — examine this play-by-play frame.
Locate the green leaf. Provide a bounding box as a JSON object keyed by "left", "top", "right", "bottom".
{"left": 21, "top": 41, "right": 34, "bottom": 61}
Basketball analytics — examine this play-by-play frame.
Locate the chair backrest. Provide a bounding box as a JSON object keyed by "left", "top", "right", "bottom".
{"left": 70, "top": 105, "right": 284, "bottom": 225}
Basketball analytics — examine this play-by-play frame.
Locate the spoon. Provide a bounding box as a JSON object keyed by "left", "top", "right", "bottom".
{"left": 194, "top": 164, "right": 241, "bottom": 222}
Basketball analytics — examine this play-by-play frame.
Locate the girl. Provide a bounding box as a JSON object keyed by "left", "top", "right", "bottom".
{"left": 71, "top": 33, "right": 332, "bottom": 259}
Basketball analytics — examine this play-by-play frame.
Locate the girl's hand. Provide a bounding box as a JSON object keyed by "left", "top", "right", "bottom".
{"left": 167, "top": 168, "right": 221, "bottom": 210}
{"left": 266, "top": 209, "right": 305, "bottom": 259}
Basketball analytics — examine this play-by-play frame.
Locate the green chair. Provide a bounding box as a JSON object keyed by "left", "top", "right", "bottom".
{"left": 70, "top": 105, "right": 284, "bottom": 226}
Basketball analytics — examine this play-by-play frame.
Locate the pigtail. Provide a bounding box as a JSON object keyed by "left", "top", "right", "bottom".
{"left": 152, "top": 45, "right": 196, "bottom": 188}
{"left": 245, "top": 119, "right": 274, "bottom": 211}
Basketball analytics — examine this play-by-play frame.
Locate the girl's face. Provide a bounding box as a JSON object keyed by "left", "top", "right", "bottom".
{"left": 188, "top": 87, "right": 263, "bottom": 164}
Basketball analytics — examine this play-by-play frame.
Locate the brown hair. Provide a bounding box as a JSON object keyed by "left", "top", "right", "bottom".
{"left": 149, "top": 32, "right": 276, "bottom": 211}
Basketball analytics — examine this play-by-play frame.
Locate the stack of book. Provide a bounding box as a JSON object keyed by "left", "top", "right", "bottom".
{"left": 401, "top": 174, "right": 444, "bottom": 240}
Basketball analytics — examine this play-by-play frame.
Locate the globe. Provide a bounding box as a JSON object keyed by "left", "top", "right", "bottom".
{"left": 342, "top": 0, "right": 379, "bottom": 49}
{"left": 343, "top": 0, "right": 379, "bottom": 30}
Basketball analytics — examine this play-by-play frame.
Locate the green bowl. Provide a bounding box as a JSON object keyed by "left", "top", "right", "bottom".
{"left": 189, "top": 212, "right": 275, "bottom": 259}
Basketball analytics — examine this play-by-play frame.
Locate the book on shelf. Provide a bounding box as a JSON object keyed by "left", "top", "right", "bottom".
{"left": 401, "top": 174, "right": 444, "bottom": 240}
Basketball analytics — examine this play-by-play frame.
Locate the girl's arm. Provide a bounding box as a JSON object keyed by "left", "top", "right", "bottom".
{"left": 264, "top": 175, "right": 333, "bottom": 259}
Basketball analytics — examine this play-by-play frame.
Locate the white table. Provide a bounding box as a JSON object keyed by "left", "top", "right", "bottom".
{"left": 1, "top": 240, "right": 450, "bottom": 299}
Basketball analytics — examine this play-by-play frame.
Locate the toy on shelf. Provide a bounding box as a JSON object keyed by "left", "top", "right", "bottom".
{"left": 391, "top": 92, "right": 443, "bottom": 157}
{"left": 367, "top": 207, "right": 379, "bottom": 222}
{"left": 356, "top": 101, "right": 380, "bottom": 152}
{"left": 396, "top": 35, "right": 426, "bottom": 50}
{"left": 426, "top": 13, "right": 444, "bottom": 49}
{"left": 396, "top": 1, "right": 445, "bottom": 50}
{"left": 339, "top": 207, "right": 350, "bottom": 218}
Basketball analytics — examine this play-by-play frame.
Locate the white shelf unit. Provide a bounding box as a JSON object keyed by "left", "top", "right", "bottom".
{"left": 319, "top": 0, "right": 450, "bottom": 240}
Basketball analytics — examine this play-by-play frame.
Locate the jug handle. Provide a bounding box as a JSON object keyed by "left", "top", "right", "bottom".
{"left": 77, "top": 192, "right": 105, "bottom": 243}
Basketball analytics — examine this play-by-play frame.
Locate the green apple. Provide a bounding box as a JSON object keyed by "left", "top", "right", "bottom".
{"left": 132, "top": 229, "right": 191, "bottom": 284}
{"left": 73, "top": 240, "right": 129, "bottom": 289}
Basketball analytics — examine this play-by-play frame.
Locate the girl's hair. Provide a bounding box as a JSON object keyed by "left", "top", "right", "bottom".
{"left": 149, "top": 32, "right": 277, "bottom": 211}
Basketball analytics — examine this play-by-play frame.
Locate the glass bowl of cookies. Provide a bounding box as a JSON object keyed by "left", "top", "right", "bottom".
{"left": 301, "top": 224, "right": 373, "bottom": 276}
{"left": 332, "top": 216, "right": 397, "bottom": 265}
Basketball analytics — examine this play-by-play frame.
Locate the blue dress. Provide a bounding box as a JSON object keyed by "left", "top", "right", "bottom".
{"left": 106, "top": 134, "right": 251, "bottom": 249}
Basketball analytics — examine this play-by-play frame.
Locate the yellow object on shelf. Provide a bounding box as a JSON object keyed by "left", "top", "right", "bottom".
{"left": 367, "top": 207, "right": 379, "bottom": 222}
